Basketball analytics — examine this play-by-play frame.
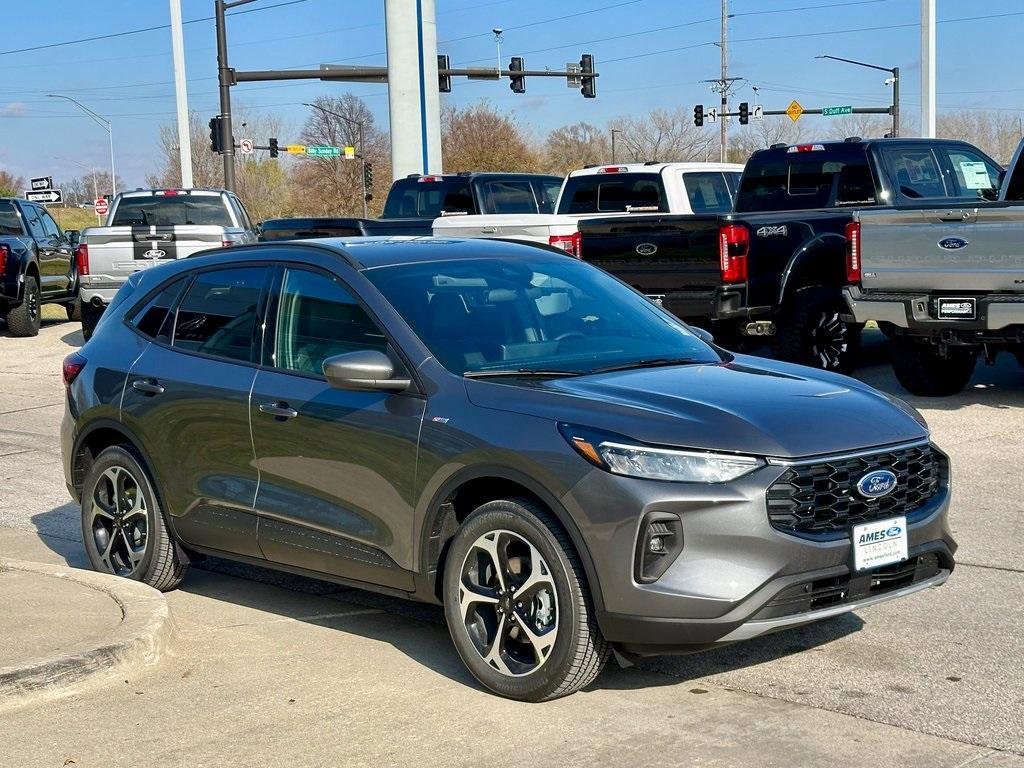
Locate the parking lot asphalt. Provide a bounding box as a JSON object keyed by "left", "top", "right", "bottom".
{"left": 1, "top": 312, "right": 1022, "bottom": 767}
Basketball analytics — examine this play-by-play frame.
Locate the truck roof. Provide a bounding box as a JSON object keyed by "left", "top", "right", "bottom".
{"left": 403, "top": 172, "right": 561, "bottom": 181}
{"left": 759, "top": 137, "right": 984, "bottom": 154}
{"left": 117, "top": 188, "right": 228, "bottom": 198}
{"left": 568, "top": 162, "right": 745, "bottom": 177}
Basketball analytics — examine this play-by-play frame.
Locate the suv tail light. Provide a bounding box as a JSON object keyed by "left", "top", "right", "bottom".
{"left": 845, "top": 221, "right": 862, "bottom": 283}
{"left": 718, "top": 223, "right": 749, "bottom": 283}
{"left": 0, "top": 243, "right": 9, "bottom": 276}
{"left": 549, "top": 232, "right": 582, "bottom": 258}
{"left": 62, "top": 352, "right": 87, "bottom": 388}
{"left": 74, "top": 243, "right": 90, "bottom": 276}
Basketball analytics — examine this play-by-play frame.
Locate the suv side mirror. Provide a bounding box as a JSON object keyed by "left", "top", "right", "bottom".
{"left": 323, "top": 350, "right": 410, "bottom": 393}
{"left": 690, "top": 326, "right": 714, "bottom": 345}
{"left": 65, "top": 230, "right": 81, "bottom": 247}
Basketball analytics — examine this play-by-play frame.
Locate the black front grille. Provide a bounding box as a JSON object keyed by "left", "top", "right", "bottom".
{"left": 767, "top": 444, "right": 943, "bottom": 537}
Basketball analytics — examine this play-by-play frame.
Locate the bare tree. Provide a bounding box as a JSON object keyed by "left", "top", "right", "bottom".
{"left": 543, "top": 122, "right": 609, "bottom": 174}
{"left": 938, "top": 110, "right": 1023, "bottom": 164}
{"left": 612, "top": 108, "right": 710, "bottom": 163}
{"left": 441, "top": 102, "right": 541, "bottom": 173}
{"left": 294, "top": 94, "right": 390, "bottom": 217}
{"left": 826, "top": 113, "right": 890, "bottom": 140}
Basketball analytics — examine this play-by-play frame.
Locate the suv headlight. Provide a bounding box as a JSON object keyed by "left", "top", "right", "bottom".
{"left": 560, "top": 425, "right": 763, "bottom": 483}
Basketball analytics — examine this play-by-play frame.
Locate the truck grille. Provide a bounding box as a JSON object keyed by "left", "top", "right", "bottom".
{"left": 766, "top": 444, "right": 943, "bottom": 537}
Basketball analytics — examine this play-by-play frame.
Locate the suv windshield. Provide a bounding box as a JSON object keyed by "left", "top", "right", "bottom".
{"left": 557, "top": 172, "right": 668, "bottom": 214}
{"left": 364, "top": 255, "right": 721, "bottom": 376}
{"left": 111, "top": 195, "right": 232, "bottom": 226}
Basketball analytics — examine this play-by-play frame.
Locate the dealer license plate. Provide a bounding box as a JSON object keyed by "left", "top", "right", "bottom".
{"left": 936, "top": 297, "right": 976, "bottom": 320}
{"left": 852, "top": 516, "right": 908, "bottom": 572}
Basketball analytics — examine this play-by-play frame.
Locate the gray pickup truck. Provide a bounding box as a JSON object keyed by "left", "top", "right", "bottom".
{"left": 844, "top": 139, "right": 1024, "bottom": 395}
{"left": 77, "top": 188, "right": 258, "bottom": 338}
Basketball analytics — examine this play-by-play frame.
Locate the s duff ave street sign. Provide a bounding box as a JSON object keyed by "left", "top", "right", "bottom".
{"left": 822, "top": 105, "right": 854, "bottom": 117}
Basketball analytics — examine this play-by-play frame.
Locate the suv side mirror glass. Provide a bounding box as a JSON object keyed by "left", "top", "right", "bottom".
{"left": 690, "top": 326, "right": 714, "bottom": 345}
{"left": 322, "top": 350, "right": 410, "bottom": 393}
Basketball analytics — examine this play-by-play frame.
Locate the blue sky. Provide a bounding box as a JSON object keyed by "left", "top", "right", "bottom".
{"left": 2, "top": 0, "right": 1022, "bottom": 186}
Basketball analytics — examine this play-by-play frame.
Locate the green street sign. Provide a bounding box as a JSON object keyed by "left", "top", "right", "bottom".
{"left": 306, "top": 145, "right": 342, "bottom": 157}
{"left": 822, "top": 105, "right": 853, "bottom": 117}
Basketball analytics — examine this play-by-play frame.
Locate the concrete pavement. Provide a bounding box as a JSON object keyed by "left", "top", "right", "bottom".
{"left": 0, "top": 313, "right": 1022, "bottom": 766}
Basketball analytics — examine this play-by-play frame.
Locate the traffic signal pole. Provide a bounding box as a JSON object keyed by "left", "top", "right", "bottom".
{"left": 215, "top": 0, "right": 250, "bottom": 192}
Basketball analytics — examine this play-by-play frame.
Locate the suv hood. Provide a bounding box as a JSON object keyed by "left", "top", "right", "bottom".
{"left": 465, "top": 356, "right": 927, "bottom": 459}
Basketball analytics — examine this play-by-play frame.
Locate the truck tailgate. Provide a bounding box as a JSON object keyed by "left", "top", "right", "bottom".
{"left": 578, "top": 215, "right": 722, "bottom": 294}
{"left": 85, "top": 225, "right": 227, "bottom": 277}
{"left": 431, "top": 214, "right": 577, "bottom": 243}
{"left": 859, "top": 206, "right": 1024, "bottom": 292}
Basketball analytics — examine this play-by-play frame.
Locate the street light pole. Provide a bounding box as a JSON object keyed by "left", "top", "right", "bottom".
{"left": 47, "top": 94, "right": 117, "bottom": 195}
{"left": 303, "top": 102, "right": 368, "bottom": 218}
{"left": 815, "top": 54, "right": 900, "bottom": 138}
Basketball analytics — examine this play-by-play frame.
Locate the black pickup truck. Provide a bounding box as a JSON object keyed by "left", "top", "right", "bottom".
{"left": 0, "top": 197, "right": 80, "bottom": 337}
{"left": 260, "top": 172, "right": 562, "bottom": 240}
{"left": 580, "top": 138, "right": 1008, "bottom": 371}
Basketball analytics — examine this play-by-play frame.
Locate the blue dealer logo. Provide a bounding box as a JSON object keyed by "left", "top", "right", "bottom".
{"left": 856, "top": 469, "right": 898, "bottom": 499}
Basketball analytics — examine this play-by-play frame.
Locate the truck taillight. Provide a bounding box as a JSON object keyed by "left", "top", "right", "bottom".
{"left": 0, "top": 243, "right": 9, "bottom": 276}
{"left": 549, "top": 232, "right": 582, "bottom": 258}
{"left": 74, "top": 243, "right": 90, "bottom": 276}
{"left": 718, "top": 224, "right": 748, "bottom": 283}
{"left": 845, "top": 221, "right": 861, "bottom": 283}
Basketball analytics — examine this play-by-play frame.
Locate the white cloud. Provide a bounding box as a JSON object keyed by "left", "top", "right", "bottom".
{"left": 1, "top": 102, "right": 27, "bottom": 117}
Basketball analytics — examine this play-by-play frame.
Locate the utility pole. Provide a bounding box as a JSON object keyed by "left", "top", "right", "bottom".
{"left": 720, "top": 0, "right": 728, "bottom": 162}
{"left": 214, "top": 0, "right": 252, "bottom": 191}
{"left": 610, "top": 128, "right": 622, "bottom": 163}
{"left": 169, "top": 0, "right": 193, "bottom": 188}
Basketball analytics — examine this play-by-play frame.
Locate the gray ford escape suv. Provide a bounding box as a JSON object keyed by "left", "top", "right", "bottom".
{"left": 61, "top": 237, "right": 955, "bottom": 701}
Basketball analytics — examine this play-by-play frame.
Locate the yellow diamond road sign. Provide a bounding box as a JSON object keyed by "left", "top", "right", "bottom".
{"left": 286, "top": 144, "right": 306, "bottom": 154}
{"left": 786, "top": 100, "right": 804, "bottom": 122}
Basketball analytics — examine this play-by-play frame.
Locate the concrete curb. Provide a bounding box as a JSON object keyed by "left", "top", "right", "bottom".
{"left": 0, "top": 559, "right": 174, "bottom": 709}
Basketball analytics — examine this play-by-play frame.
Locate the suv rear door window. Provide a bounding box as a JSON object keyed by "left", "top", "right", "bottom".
{"left": 682, "top": 172, "right": 735, "bottom": 213}
{"left": 273, "top": 268, "right": 389, "bottom": 377}
{"left": 557, "top": 173, "right": 668, "bottom": 214}
{"left": 0, "top": 201, "right": 23, "bottom": 235}
{"left": 171, "top": 267, "right": 269, "bottom": 363}
{"left": 111, "top": 195, "right": 232, "bottom": 226}
{"left": 382, "top": 178, "right": 474, "bottom": 218}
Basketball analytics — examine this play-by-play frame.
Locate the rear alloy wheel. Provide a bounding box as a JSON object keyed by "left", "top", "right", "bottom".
{"left": 81, "top": 446, "right": 188, "bottom": 591}
{"left": 6, "top": 275, "right": 41, "bottom": 337}
{"left": 443, "top": 499, "right": 608, "bottom": 701}
{"left": 774, "top": 286, "right": 860, "bottom": 373}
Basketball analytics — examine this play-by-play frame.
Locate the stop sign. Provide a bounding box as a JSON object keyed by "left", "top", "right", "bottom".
{"left": 94, "top": 198, "right": 109, "bottom": 216}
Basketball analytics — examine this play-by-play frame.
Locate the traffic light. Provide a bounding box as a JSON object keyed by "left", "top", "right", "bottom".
{"left": 738, "top": 102, "right": 749, "bottom": 125}
{"left": 269, "top": 138, "right": 279, "bottom": 158}
{"left": 363, "top": 162, "right": 373, "bottom": 191}
{"left": 208, "top": 116, "right": 224, "bottom": 153}
{"left": 579, "top": 54, "right": 596, "bottom": 98}
{"left": 693, "top": 105, "right": 704, "bottom": 127}
{"left": 509, "top": 56, "right": 526, "bottom": 94}
{"left": 438, "top": 54, "right": 451, "bottom": 93}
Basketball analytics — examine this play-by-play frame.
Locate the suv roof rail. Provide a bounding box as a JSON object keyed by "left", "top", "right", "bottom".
{"left": 844, "top": 136, "right": 863, "bottom": 142}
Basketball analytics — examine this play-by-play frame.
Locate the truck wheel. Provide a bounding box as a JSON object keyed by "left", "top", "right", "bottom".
{"left": 66, "top": 297, "right": 82, "bottom": 322}
{"left": 5, "top": 275, "right": 41, "bottom": 337}
{"left": 774, "top": 286, "right": 859, "bottom": 373}
{"left": 891, "top": 339, "right": 977, "bottom": 397}
{"left": 442, "top": 498, "right": 609, "bottom": 701}
{"left": 80, "top": 300, "right": 103, "bottom": 341}
{"left": 81, "top": 445, "right": 188, "bottom": 591}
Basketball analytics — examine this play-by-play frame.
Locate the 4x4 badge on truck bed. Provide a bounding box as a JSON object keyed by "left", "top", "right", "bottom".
{"left": 756, "top": 225, "right": 787, "bottom": 237}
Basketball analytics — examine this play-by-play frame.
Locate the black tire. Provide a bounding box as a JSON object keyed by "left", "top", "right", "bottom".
{"left": 6, "top": 275, "right": 41, "bottom": 337}
{"left": 80, "top": 300, "right": 103, "bottom": 341}
{"left": 81, "top": 445, "right": 188, "bottom": 591}
{"left": 66, "top": 297, "right": 82, "bottom": 322}
{"left": 773, "top": 285, "right": 860, "bottom": 373}
{"left": 891, "top": 339, "right": 978, "bottom": 397}
{"left": 442, "top": 498, "right": 609, "bottom": 701}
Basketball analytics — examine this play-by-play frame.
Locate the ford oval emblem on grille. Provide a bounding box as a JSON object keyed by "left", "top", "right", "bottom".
{"left": 635, "top": 242, "right": 658, "bottom": 256}
{"left": 938, "top": 237, "right": 968, "bottom": 250}
{"left": 143, "top": 249, "right": 166, "bottom": 259}
{"left": 856, "top": 469, "right": 898, "bottom": 499}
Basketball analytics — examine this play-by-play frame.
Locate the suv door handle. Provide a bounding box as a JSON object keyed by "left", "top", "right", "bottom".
{"left": 131, "top": 379, "right": 165, "bottom": 395}
{"left": 259, "top": 402, "right": 299, "bottom": 420}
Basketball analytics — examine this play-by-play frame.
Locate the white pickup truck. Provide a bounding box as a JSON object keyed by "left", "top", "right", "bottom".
{"left": 76, "top": 188, "right": 258, "bottom": 338}
{"left": 431, "top": 162, "right": 744, "bottom": 256}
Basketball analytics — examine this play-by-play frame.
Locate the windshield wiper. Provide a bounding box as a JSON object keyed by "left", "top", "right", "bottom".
{"left": 589, "top": 357, "right": 706, "bottom": 374}
{"left": 463, "top": 368, "right": 582, "bottom": 379}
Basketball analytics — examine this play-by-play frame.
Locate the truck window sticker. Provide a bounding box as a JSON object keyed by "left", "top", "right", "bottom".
{"left": 957, "top": 161, "right": 992, "bottom": 190}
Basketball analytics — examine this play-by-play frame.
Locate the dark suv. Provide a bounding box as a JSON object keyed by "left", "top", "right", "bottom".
{"left": 61, "top": 237, "right": 955, "bottom": 701}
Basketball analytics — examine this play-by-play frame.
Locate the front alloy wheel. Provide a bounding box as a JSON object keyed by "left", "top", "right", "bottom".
{"left": 459, "top": 529, "right": 559, "bottom": 677}
{"left": 443, "top": 498, "right": 608, "bottom": 701}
